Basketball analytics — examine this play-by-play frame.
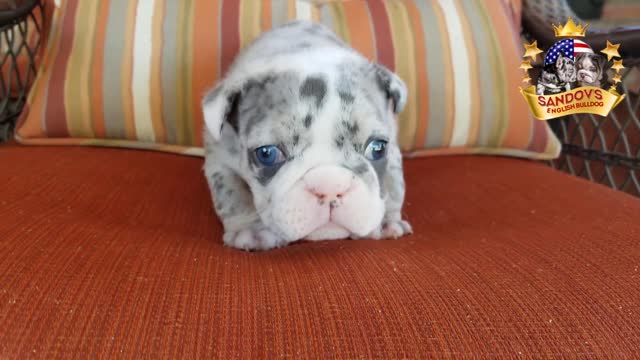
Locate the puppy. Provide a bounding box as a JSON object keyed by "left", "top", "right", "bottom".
{"left": 555, "top": 53, "right": 576, "bottom": 92}
{"left": 536, "top": 65, "right": 562, "bottom": 95}
{"left": 201, "top": 20, "right": 412, "bottom": 251}
{"left": 575, "top": 53, "right": 605, "bottom": 88}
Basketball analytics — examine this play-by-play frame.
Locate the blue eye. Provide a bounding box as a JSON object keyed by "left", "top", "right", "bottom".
{"left": 254, "top": 145, "right": 285, "bottom": 166}
{"left": 365, "top": 139, "right": 388, "bottom": 161}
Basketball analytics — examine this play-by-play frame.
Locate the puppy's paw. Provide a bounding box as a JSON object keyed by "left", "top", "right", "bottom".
{"left": 367, "top": 219, "right": 413, "bottom": 240}
{"left": 223, "top": 226, "right": 287, "bottom": 251}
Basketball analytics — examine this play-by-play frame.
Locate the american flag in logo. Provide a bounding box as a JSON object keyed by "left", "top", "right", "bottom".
{"left": 544, "top": 39, "right": 593, "bottom": 65}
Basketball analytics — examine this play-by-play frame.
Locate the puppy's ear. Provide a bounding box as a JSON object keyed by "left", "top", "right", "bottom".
{"left": 373, "top": 64, "right": 407, "bottom": 114}
{"left": 595, "top": 54, "right": 606, "bottom": 69}
{"left": 202, "top": 84, "right": 241, "bottom": 141}
{"left": 595, "top": 54, "right": 606, "bottom": 81}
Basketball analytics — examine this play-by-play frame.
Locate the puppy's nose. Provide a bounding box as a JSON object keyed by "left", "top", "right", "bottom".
{"left": 304, "top": 165, "right": 354, "bottom": 203}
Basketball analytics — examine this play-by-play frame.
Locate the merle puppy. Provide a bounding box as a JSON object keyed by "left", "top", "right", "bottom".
{"left": 575, "top": 52, "right": 606, "bottom": 88}
{"left": 201, "top": 20, "right": 412, "bottom": 251}
{"left": 555, "top": 53, "right": 577, "bottom": 92}
{"left": 536, "top": 64, "right": 562, "bottom": 95}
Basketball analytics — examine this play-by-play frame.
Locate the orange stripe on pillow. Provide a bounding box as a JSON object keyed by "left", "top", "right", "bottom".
{"left": 181, "top": 0, "right": 196, "bottom": 145}
{"left": 121, "top": 0, "right": 138, "bottom": 140}
{"left": 342, "top": 1, "right": 375, "bottom": 61}
{"left": 220, "top": 0, "right": 240, "bottom": 76}
{"left": 405, "top": 0, "right": 429, "bottom": 150}
{"left": 91, "top": 0, "right": 110, "bottom": 138}
{"left": 150, "top": 0, "right": 167, "bottom": 143}
{"left": 367, "top": 0, "right": 394, "bottom": 70}
{"left": 175, "top": 0, "right": 188, "bottom": 144}
{"left": 192, "top": 0, "right": 220, "bottom": 147}
{"left": 262, "top": 0, "right": 272, "bottom": 31}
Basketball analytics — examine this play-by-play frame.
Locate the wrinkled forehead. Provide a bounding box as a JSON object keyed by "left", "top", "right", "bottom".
{"left": 237, "top": 68, "right": 390, "bottom": 148}
{"left": 578, "top": 55, "right": 597, "bottom": 67}
{"left": 558, "top": 57, "right": 571, "bottom": 65}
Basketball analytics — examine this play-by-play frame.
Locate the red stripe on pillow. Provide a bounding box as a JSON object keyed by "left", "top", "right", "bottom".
{"left": 366, "top": 0, "right": 394, "bottom": 71}
{"left": 220, "top": 0, "right": 241, "bottom": 76}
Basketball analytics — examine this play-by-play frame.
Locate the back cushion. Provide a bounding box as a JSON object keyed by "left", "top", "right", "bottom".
{"left": 15, "top": 0, "right": 560, "bottom": 159}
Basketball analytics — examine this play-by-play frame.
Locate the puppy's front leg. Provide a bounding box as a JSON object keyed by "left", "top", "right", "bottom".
{"left": 369, "top": 145, "right": 413, "bottom": 239}
{"left": 205, "top": 163, "right": 287, "bottom": 251}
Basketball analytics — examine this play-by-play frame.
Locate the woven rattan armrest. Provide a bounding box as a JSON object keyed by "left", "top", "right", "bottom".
{"left": 0, "top": 0, "right": 43, "bottom": 142}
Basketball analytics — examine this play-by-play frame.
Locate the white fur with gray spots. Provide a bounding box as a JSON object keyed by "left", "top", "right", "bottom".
{"left": 202, "top": 20, "right": 411, "bottom": 251}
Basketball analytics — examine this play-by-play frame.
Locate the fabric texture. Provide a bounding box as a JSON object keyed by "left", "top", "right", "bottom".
{"left": 1, "top": 145, "right": 639, "bottom": 357}
{"left": 14, "top": 0, "right": 560, "bottom": 159}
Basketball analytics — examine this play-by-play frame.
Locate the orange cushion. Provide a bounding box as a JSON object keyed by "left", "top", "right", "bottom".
{"left": 0, "top": 145, "right": 638, "bottom": 357}
{"left": 14, "top": 0, "right": 559, "bottom": 160}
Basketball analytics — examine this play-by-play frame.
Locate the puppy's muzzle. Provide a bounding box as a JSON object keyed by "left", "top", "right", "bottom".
{"left": 271, "top": 164, "right": 384, "bottom": 241}
{"left": 304, "top": 165, "right": 354, "bottom": 208}
{"left": 578, "top": 69, "right": 595, "bottom": 83}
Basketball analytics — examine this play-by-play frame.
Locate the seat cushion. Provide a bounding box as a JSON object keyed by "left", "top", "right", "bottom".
{"left": 0, "top": 145, "right": 638, "bottom": 357}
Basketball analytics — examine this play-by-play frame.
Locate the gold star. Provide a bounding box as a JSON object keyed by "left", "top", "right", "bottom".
{"left": 609, "top": 85, "right": 618, "bottom": 92}
{"left": 519, "top": 60, "right": 533, "bottom": 71}
{"left": 522, "top": 76, "right": 531, "bottom": 83}
{"left": 523, "top": 41, "right": 543, "bottom": 62}
{"left": 611, "top": 59, "right": 625, "bottom": 73}
{"left": 601, "top": 41, "right": 621, "bottom": 61}
{"left": 612, "top": 74, "right": 622, "bottom": 84}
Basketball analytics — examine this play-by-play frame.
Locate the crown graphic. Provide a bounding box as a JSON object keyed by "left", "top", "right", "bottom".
{"left": 553, "top": 17, "right": 588, "bottom": 38}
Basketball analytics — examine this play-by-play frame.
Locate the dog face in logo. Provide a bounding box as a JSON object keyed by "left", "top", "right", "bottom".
{"left": 575, "top": 53, "right": 605, "bottom": 88}
{"left": 536, "top": 65, "right": 562, "bottom": 95}
{"left": 555, "top": 53, "right": 577, "bottom": 86}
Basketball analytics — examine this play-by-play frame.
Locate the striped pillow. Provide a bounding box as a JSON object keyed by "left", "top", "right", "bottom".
{"left": 15, "top": 0, "right": 560, "bottom": 160}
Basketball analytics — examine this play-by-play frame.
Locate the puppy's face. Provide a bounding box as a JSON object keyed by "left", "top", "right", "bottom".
{"left": 555, "top": 54, "right": 576, "bottom": 83}
{"left": 575, "top": 53, "right": 604, "bottom": 86}
{"left": 205, "top": 64, "right": 405, "bottom": 242}
{"left": 540, "top": 69, "right": 558, "bottom": 84}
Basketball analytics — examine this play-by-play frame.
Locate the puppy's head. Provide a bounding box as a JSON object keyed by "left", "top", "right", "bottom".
{"left": 555, "top": 54, "right": 576, "bottom": 83}
{"left": 540, "top": 64, "right": 559, "bottom": 84}
{"left": 202, "top": 63, "right": 406, "bottom": 241}
{"left": 575, "top": 53, "right": 605, "bottom": 86}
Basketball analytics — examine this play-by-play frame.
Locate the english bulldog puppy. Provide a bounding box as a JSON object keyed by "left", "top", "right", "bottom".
{"left": 555, "top": 53, "right": 576, "bottom": 92}
{"left": 536, "top": 65, "right": 562, "bottom": 95}
{"left": 201, "top": 20, "right": 412, "bottom": 251}
{"left": 575, "top": 53, "right": 605, "bottom": 88}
